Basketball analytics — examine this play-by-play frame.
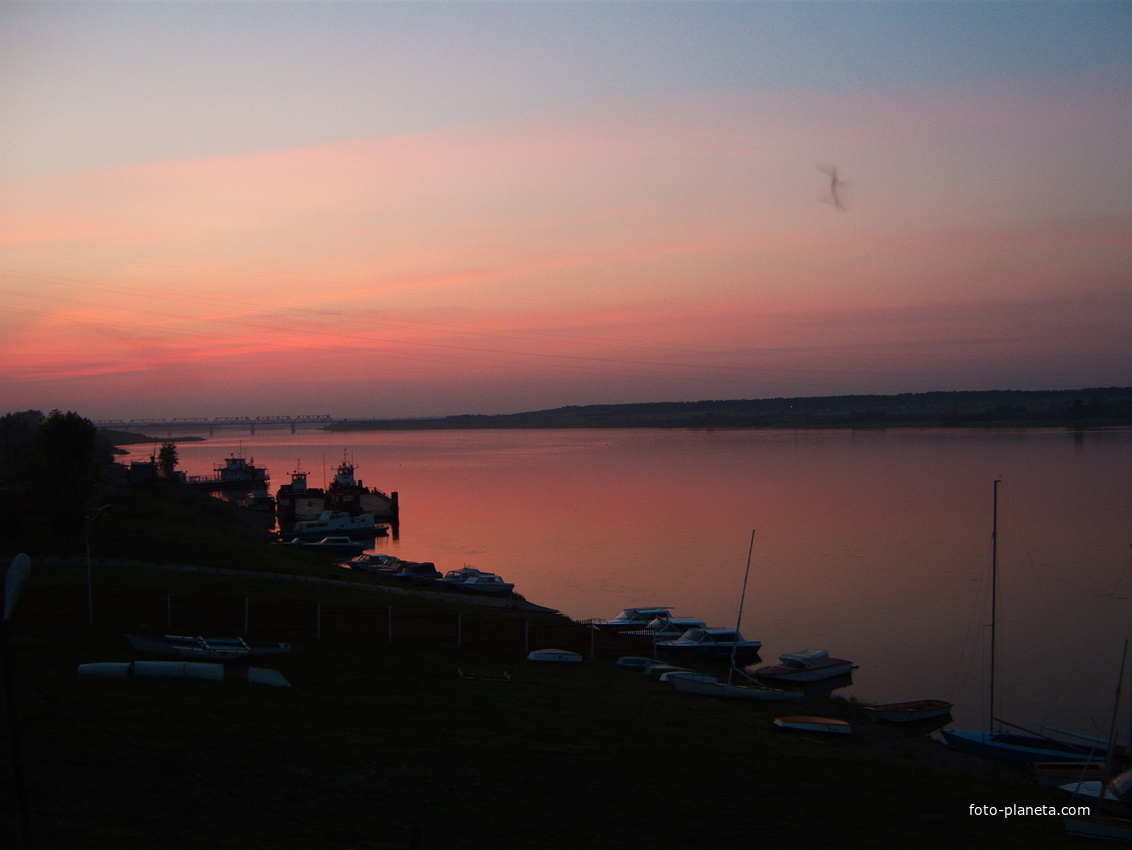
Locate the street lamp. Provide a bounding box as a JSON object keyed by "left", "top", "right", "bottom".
{"left": 85, "top": 504, "right": 111, "bottom": 625}
{"left": 3, "top": 553, "right": 32, "bottom": 847}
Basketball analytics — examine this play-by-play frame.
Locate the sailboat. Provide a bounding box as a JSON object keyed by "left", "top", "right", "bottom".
{"left": 668, "top": 530, "right": 803, "bottom": 703}
{"left": 941, "top": 480, "right": 1113, "bottom": 764}
{"left": 1062, "top": 641, "right": 1132, "bottom": 841}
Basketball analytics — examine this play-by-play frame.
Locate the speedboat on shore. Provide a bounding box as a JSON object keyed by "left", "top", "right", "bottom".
{"left": 392, "top": 561, "right": 442, "bottom": 583}
{"left": 656, "top": 627, "right": 762, "bottom": 661}
{"left": 439, "top": 567, "right": 515, "bottom": 595}
{"left": 593, "top": 607, "right": 675, "bottom": 632}
{"left": 644, "top": 617, "right": 708, "bottom": 640}
{"left": 340, "top": 553, "right": 404, "bottom": 573}
{"left": 751, "top": 649, "right": 854, "bottom": 683}
{"left": 126, "top": 634, "right": 291, "bottom": 663}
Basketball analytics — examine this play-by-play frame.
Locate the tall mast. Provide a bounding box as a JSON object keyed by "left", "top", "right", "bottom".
{"left": 989, "top": 479, "right": 999, "bottom": 733}
{"left": 729, "top": 529, "right": 756, "bottom": 686}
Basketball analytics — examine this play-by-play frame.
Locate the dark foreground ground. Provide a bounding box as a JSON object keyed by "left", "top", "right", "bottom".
{"left": 1, "top": 562, "right": 1084, "bottom": 850}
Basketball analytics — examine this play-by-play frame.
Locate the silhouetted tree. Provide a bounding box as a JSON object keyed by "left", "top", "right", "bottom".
{"left": 157, "top": 442, "right": 179, "bottom": 479}
{"left": 32, "top": 410, "right": 103, "bottom": 538}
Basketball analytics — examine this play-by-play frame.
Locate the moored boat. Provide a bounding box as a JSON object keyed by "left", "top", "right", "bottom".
{"left": 282, "top": 536, "right": 368, "bottom": 554}
{"left": 657, "top": 627, "right": 763, "bottom": 661}
{"left": 340, "top": 553, "right": 403, "bottom": 573}
{"left": 593, "top": 607, "right": 674, "bottom": 632}
{"left": 644, "top": 616, "right": 708, "bottom": 640}
{"left": 751, "top": 649, "right": 854, "bottom": 683}
{"left": 1060, "top": 769, "right": 1132, "bottom": 816}
{"left": 392, "top": 561, "right": 442, "bottom": 582}
{"left": 863, "top": 699, "right": 953, "bottom": 724}
{"left": 186, "top": 452, "right": 269, "bottom": 491}
{"left": 439, "top": 567, "right": 514, "bottom": 595}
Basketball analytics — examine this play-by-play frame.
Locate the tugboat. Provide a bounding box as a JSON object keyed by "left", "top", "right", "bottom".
{"left": 275, "top": 455, "right": 399, "bottom": 537}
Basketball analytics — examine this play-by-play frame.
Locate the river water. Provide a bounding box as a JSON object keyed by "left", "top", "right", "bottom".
{"left": 125, "top": 426, "right": 1132, "bottom": 736}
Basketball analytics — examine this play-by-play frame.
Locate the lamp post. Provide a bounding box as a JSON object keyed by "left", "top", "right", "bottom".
{"left": 3, "top": 553, "right": 32, "bottom": 847}
{"left": 84, "top": 504, "right": 111, "bottom": 625}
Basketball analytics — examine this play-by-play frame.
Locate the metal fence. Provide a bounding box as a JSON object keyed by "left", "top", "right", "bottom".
{"left": 13, "top": 585, "right": 643, "bottom": 657}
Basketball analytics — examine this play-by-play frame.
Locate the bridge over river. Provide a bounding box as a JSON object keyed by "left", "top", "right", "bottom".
{"left": 95, "top": 415, "right": 335, "bottom": 436}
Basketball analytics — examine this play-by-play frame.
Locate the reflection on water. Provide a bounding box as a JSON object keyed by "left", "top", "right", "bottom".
{"left": 135, "top": 426, "right": 1132, "bottom": 735}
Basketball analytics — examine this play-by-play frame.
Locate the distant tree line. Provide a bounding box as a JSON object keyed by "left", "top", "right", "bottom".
{"left": 330, "top": 387, "right": 1132, "bottom": 431}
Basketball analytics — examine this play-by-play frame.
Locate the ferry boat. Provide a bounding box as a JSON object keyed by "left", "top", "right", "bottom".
{"left": 186, "top": 453, "right": 269, "bottom": 491}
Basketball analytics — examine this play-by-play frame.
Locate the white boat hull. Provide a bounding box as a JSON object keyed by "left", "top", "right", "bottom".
{"left": 527, "top": 649, "right": 582, "bottom": 663}
{"left": 774, "top": 715, "right": 851, "bottom": 735}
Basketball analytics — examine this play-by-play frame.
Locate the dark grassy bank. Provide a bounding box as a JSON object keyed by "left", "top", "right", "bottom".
{"left": 2, "top": 489, "right": 1080, "bottom": 849}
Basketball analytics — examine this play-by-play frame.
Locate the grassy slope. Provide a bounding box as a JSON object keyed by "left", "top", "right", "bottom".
{"left": 1, "top": 487, "right": 1077, "bottom": 849}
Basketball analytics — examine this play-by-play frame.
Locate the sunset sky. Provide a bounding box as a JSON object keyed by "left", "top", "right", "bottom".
{"left": 2, "top": 1, "right": 1130, "bottom": 420}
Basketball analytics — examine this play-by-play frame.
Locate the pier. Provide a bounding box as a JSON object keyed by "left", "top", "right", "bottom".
{"left": 95, "top": 415, "right": 335, "bottom": 436}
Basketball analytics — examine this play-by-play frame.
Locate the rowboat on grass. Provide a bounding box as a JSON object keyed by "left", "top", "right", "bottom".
{"left": 863, "top": 699, "right": 953, "bottom": 724}
{"left": 774, "top": 716, "right": 851, "bottom": 735}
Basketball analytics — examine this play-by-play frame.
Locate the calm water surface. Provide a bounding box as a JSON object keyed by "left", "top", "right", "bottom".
{"left": 132, "top": 427, "right": 1132, "bottom": 736}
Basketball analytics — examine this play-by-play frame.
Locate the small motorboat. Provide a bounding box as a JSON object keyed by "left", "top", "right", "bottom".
{"left": 774, "top": 716, "right": 852, "bottom": 735}
{"left": 644, "top": 616, "right": 708, "bottom": 640}
{"left": 282, "top": 536, "right": 368, "bottom": 554}
{"left": 657, "top": 627, "right": 763, "bottom": 661}
{"left": 392, "top": 561, "right": 442, "bottom": 582}
{"left": 527, "top": 649, "right": 582, "bottom": 663}
{"left": 751, "top": 649, "right": 854, "bottom": 683}
{"left": 592, "top": 607, "right": 674, "bottom": 632}
{"left": 340, "top": 553, "right": 403, "bottom": 573}
{"left": 439, "top": 567, "right": 515, "bottom": 595}
{"left": 863, "top": 699, "right": 953, "bottom": 724}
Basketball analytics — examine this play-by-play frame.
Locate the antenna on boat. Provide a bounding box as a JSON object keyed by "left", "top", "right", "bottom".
{"left": 729, "top": 529, "right": 756, "bottom": 686}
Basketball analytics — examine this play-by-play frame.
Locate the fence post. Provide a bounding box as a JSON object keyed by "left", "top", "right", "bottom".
{"left": 524, "top": 619, "right": 529, "bottom": 654}
{"left": 590, "top": 626, "right": 595, "bottom": 660}
{"left": 387, "top": 605, "right": 393, "bottom": 644}
{"left": 166, "top": 594, "right": 171, "bottom": 629}
{"left": 316, "top": 603, "right": 321, "bottom": 640}
{"left": 244, "top": 597, "right": 249, "bottom": 634}
{"left": 457, "top": 614, "right": 462, "bottom": 651}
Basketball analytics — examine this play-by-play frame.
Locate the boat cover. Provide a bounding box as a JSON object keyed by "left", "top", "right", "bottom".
{"left": 779, "top": 649, "right": 831, "bottom": 668}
